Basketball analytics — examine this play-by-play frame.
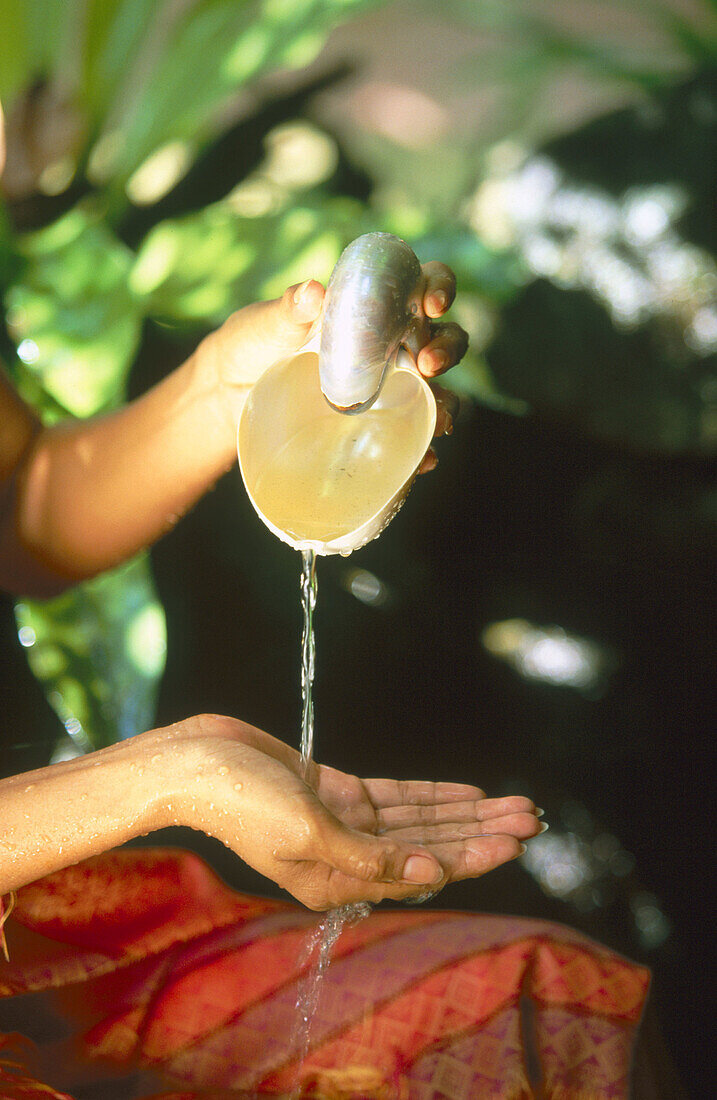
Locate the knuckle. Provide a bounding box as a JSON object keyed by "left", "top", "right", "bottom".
{"left": 354, "top": 846, "right": 393, "bottom": 882}
{"left": 418, "top": 804, "right": 436, "bottom": 825}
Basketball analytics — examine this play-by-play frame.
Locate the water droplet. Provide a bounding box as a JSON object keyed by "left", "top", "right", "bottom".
{"left": 24, "top": 784, "right": 35, "bottom": 792}
{"left": 218, "top": 766, "right": 229, "bottom": 776}
{"left": 151, "top": 754, "right": 161, "bottom": 764}
{"left": 233, "top": 782, "right": 243, "bottom": 792}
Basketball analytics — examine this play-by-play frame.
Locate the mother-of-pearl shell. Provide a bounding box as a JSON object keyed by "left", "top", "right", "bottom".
{"left": 318, "top": 232, "right": 425, "bottom": 413}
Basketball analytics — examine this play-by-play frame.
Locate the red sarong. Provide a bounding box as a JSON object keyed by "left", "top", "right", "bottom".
{"left": 0, "top": 849, "right": 650, "bottom": 1099}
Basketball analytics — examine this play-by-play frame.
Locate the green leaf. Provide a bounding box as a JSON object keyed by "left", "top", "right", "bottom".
{"left": 130, "top": 194, "right": 368, "bottom": 324}
{"left": 6, "top": 204, "right": 142, "bottom": 418}
{"left": 0, "top": 0, "right": 32, "bottom": 103}
{"left": 79, "top": 0, "right": 148, "bottom": 122}
{"left": 87, "top": 0, "right": 386, "bottom": 194}
{"left": 412, "top": 226, "right": 525, "bottom": 303}
{"left": 15, "top": 554, "right": 167, "bottom": 751}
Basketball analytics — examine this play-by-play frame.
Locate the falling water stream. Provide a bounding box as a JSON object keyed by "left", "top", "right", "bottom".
{"left": 293, "top": 549, "right": 371, "bottom": 1094}
{"left": 299, "top": 550, "right": 318, "bottom": 776}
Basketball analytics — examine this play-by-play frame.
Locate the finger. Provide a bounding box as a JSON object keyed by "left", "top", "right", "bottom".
{"left": 290, "top": 809, "right": 445, "bottom": 890}
{"left": 417, "top": 321, "right": 469, "bottom": 378}
{"left": 380, "top": 812, "right": 543, "bottom": 845}
{"left": 474, "top": 796, "right": 539, "bottom": 820}
{"left": 286, "top": 832, "right": 529, "bottom": 908}
{"left": 223, "top": 279, "right": 325, "bottom": 373}
{"left": 430, "top": 836, "right": 526, "bottom": 881}
{"left": 420, "top": 261, "right": 456, "bottom": 317}
{"left": 253, "top": 279, "right": 325, "bottom": 355}
{"left": 363, "top": 779, "right": 488, "bottom": 809}
{"left": 418, "top": 384, "right": 461, "bottom": 472}
{"left": 417, "top": 447, "right": 438, "bottom": 475}
{"left": 285, "top": 862, "right": 445, "bottom": 910}
{"left": 378, "top": 800, "right": 487, "bottom": 830}
{"left": 378, "top": 796, "right": 534, "bottom": 830}
{"left": 301, "top": 833, "right": 528, "bottom": 907}
{"left": 282, "top": 278, "right": 325, "bottom": 327}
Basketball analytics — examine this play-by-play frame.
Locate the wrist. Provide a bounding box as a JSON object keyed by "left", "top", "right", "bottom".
{"left": 136, "top": 718, "right": 245, "bottom": 834}
{"left": 125, "top": 724, "right": 201, "bottom": 833}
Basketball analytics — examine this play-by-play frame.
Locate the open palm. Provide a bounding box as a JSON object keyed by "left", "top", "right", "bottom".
{"left": 305, "top": 764, "right": 541, "bottom": 908}
{"left": 184, "top": 717, "right": 541, "bottom": 910}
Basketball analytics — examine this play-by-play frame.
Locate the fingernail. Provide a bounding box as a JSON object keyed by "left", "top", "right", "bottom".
{"left": 293, "top": 279, "right": 312, "bottom": 304}
{"left": 432, "top": 290, "right": 448, "bottom": 312}
{"left": 403, "top": 855, "right": 443, "bottom": 884}
{"left": 443, "top": 414, "right": 453, "bottom": 437}
{"left": 538, "top": 821, "right": 549, "bottom": 834}
{"left": 518, "top": 843, "right": 527, "bottom": 856}
{"left": 431, "top": 350, "right": 448, "bottom": 373}
{"left": 535, "top": 807, "right": 545, "bottom": 818}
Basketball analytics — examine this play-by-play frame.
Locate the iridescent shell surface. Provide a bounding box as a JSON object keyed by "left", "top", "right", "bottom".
{"left": 318, "top": 232, "right": 425, "bottom": 412}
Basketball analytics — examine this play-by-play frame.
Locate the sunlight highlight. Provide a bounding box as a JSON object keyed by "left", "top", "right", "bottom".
{"left": 482, "top": 618, "right": 611, "bottom": 692}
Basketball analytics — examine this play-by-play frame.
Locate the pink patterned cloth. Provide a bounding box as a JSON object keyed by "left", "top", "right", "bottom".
{"left": 0, "top": 849, "right": 650, "bottom": 1099}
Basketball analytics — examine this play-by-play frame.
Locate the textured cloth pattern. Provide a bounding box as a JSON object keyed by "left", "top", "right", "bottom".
{"left": 0, "top": 849, "right": 649, "bottom": 1099}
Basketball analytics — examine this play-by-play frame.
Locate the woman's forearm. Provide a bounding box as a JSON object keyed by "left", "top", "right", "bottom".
{"left": 0, "top": 730, "right": 176, "bottom": 895}
{"left": 1, "top": 713, "right": 544, "bottom": 909}
{"left": 0, "top": 282, "right": 327, "bottom": 595}
{"left": 3, "top": 346, "right": 239, "bottom": 594}
{"left": 0, "top": 718, "right": 307, "bottom": 897}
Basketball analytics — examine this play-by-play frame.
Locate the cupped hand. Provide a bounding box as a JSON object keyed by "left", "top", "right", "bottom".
{"left": 166, "top": 715, "right": 541, "bottom": 911}
{"left": 198, "top": 258, "right": 468, "bottom": 438}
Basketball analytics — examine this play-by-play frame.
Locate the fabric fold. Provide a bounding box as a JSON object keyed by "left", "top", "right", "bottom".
{"left": 1, "top": 848, "right": 650, "bottom": 1099}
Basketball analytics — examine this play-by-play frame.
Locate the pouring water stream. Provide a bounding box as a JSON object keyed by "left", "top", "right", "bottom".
{"left": 299, "top": 550, "right": 317, "bottom": 776}
{"left": 236, "top": 234, "right": 440, "bottom": 1092}
{"left": 293, "top": 549, "right": 371, "bottom": 1093}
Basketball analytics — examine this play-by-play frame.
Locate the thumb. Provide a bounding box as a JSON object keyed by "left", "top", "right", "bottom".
{"left": 266, "top": 279, "right": 324, "bottom": 349}
{"left": 318, "top": 818, "right": 444, "bottom": 887}
{"left": 207, "top": 278, "right": 325, "bottom": 394}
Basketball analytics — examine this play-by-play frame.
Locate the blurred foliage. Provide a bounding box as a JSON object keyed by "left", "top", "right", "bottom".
{"left": 7, "top": 206, "right": 140, "bottom": 417}
{"left": 1, "top": 0, "right": 715, "bottom": 752}
{"left": 478, "top": 68, "right": 717, "bottom": 455}
{"left": 0, "top": 0, "right": 385, "bottom": 194}
{"left": 15, "top": 554, "right": 166, "bottom": 751}
{"left": 435, "top": 0, "right": 717, "bottom": 94}
{"left": 0, "top": 0, "right": 387, "bottom": 753}
{"left": 131, "top": 195, "right": 367, "bottom": 323}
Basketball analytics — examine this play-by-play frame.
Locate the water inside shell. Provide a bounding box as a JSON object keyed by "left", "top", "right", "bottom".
{"left": 238, "top": 349, "right": 436, "bottom": 555}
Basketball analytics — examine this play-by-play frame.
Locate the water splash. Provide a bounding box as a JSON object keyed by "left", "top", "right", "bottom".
{"left": 291, "top": 902, "right": 371, "bottom": 1094}
{"left": 294, "top": 551, "right": 372, "bottom": 1093}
